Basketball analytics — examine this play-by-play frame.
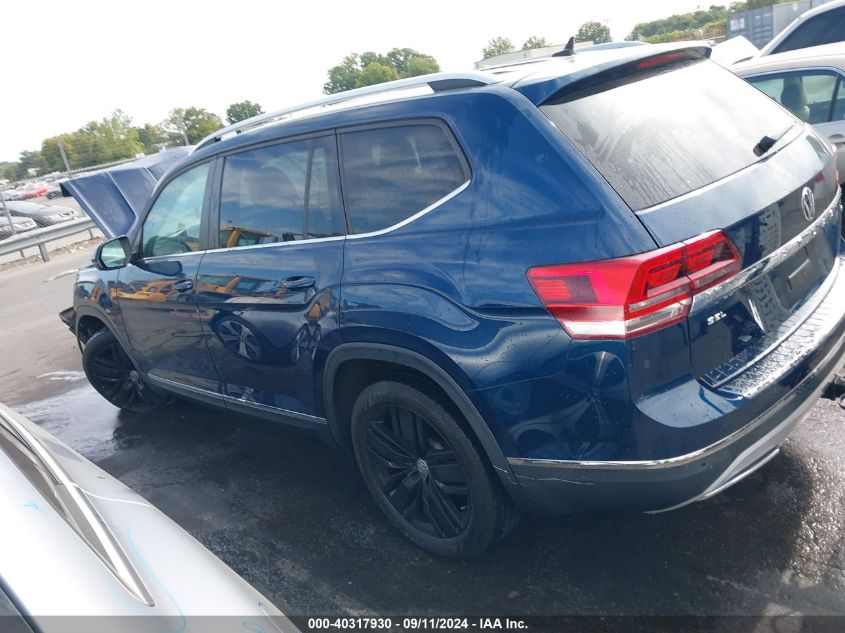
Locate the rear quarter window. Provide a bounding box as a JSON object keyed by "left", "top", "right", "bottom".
{"left": 541, "top": 59, "right": 797, "bottom": 211}
{"left": 339, "top": 123, "right": 468, "bottom": 234}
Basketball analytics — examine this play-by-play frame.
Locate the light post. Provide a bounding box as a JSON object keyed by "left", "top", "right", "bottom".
{"left": 56, "top": 136, "right": 71, "bottom": 173}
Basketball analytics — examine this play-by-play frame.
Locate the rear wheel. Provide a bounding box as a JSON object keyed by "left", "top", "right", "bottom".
{"left": 82, "top": 328, "right": 172, "bottom": 412}
{"left": 351, "top": 380, "right": 515, "bottom": 558}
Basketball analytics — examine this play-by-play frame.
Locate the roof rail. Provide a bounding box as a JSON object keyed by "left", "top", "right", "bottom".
{"left": 194, "top": 71, "right": 498, "bottom": 152}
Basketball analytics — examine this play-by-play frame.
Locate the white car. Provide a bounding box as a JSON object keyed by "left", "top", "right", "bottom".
{"left": 0, "top": 402, "right": 297, "bottom": 633}
{"left": 758, "top": 0, "right": 845, "bottom": 57}
{"left": 734, "top": 43, "right": 845, "bottom": 184}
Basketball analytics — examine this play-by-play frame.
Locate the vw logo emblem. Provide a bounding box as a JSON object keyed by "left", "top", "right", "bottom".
{"left": 801, "top": 187, "right": 816, "bottom": 222}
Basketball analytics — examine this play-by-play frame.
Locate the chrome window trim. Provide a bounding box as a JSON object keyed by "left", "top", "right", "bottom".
{"left": 140, "top": 178, "right": 471, "bottom": 258}
{"left": 346, "top": 179, "right": 470, "bottom": 240}
{"left": 740, "top": 65, "right": 845, "bottom": 83}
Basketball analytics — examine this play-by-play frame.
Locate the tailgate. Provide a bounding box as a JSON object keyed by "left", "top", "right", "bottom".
{"left": 635, "top": 132, "right": 841, "bottom": 394}
{"left": 539, "top": 52, "right": 842, "bottom": 395}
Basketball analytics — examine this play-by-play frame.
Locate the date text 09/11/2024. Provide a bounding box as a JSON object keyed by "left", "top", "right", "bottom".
{"left": 304, "top": 617, "right": 528, "bottom": 630}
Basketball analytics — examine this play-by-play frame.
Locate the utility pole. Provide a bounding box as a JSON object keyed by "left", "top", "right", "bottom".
{"left": 56, "top": 136, "right": 71, "bottom": 173}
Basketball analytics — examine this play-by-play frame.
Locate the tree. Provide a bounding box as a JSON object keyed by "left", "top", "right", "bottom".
{"left": 522, "top": 35, "right": 548, "bottom": 50}
{"left": 406, "top": 55, "right": 440, "bottom": 77}
{"left": 135, "top": 124, "right": 167, "bottom": 154}
{"left": 323, "top": 48, "right": 441, "bottom": 94}
{"left": 356, "top": 63, "right": 400, "bottom": 88}
{"left": 576, "top": 21, "right": 612, "bottom": 44}
{"left": 161, "top": 107, "right": 224, "bottom": 145}
{"left": 36, "top": 110, "right": 144, "bottom": 172}
{"left": 627, "top": 6, "right": 730, "bottom": 41}
{"left": 482, "top": 37, "right": 514, "bottom": 59}
{"left": 226, "top": 100, "right": 264, "bottom": 125}
{"left": 324, "top": 54, "right": 361, "bottom": 94}
{"left": 40, "top": 135, "right": 76, "bottom": 172}
{"left": 15, "top": 150, "right": 45, "bottom": 179}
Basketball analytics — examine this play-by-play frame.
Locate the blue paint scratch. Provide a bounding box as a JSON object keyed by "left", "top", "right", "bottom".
{"left": 23, "top": 501, "right": 45, "bottom": 512}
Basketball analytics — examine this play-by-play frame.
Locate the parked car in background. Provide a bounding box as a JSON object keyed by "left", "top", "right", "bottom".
{"left": 45, "top": 180, "right": 67, "bottom": 199}
{"left": 0, "top": 402, "right": 294, "bottom": 632}
{"left": 2, "top": 188, "right": 23, "bottom": 201}
{"left": 17, "top": 182, "right": 48, "bottom": 200}
{"left": 0, "top": 214, "right": 37, "bottom": 240}
{"left": 734, "top": 43, "right": 845, "bottom": 185}
{"left": 61, "top": 45, "right": 845, "bottom": 558}
{"left": 758, "top": 0, "right": 845, "bottom": 57}
{"left": 4, "top": 200, "right": 76, "bottom": 227}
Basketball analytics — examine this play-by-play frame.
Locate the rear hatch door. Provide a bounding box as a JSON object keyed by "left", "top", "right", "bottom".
{"left": 538, "top": 51, "right": 842, "bottom": 394}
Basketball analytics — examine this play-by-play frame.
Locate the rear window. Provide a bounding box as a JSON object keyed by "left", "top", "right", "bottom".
{"left": 541, "top": 58, "right": 797, "bottom": 211}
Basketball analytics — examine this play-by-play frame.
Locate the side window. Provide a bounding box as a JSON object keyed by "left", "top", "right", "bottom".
{"left": 772, "top": 8, "right": 845, "bottom": 55}
{"left": 747, "top": 70, "right": 840, "bottom": 124}
{"left": 142, "top": 162, "right": 209, "bottom": 258}
{"left": 218, "top": 136, "right": 344, "bottom": 248}
{"left": 339, "top": 123, "right": 468, "bottom": 234}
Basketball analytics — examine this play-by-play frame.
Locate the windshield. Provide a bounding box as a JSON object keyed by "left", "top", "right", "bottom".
{"left": 540, "top": 58, "right": 798, "bottom": 211}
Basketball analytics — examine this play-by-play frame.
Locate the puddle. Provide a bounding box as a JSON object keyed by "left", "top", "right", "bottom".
{"left": 36, "top": 370, "right": 86, "bottom": 382}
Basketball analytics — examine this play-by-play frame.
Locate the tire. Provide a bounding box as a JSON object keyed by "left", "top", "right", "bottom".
{"left": 82, "top": 328, "right": 172, "bottom": 412}
{"left": 351, "top": 380, "right": 516, "bottom": 558}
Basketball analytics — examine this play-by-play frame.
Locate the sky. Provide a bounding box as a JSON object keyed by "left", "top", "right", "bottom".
{"left": 0, "top": 0, "right": 709, "bottom": 162}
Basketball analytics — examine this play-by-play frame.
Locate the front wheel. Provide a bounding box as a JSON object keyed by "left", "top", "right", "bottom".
{"left": 351, "top": 380, "right": 515, "bottom": 558}
{"left": 82, "top": 328, "right": 172, "bottom": 412}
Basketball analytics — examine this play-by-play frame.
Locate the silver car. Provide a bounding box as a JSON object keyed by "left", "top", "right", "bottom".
{"left": 0, "top": 402, "right": 297, "bottom": 633}
{"left": 733, "top": 42, "right": 845, "bottom": 184}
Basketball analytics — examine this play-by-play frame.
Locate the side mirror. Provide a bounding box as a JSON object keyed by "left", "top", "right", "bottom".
{"left": 94, "top": 236, "right": 131, "bottom": 270}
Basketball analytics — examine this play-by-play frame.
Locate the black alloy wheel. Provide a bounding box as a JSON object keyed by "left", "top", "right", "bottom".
{"left": 366, "top": 404, "right": 471, "bottom": 538}
{"left": 82, "top": 328, "right": 171, "bottom": 412}
{"left": 351, "top": 381, "right": 516, "bottom": 558}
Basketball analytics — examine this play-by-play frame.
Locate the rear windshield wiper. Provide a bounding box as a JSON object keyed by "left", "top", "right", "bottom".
{"left": 753, "top": 124, "right": 796, "bottom": 157}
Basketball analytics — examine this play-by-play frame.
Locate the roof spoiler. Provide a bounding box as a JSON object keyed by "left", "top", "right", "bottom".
{"left": 541, "top": 45, "right": 712, "bottom": 105}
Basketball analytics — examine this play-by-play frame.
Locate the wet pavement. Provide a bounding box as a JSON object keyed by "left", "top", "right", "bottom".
{"left": 14, "top": 381, "right": 845, "bottom": 618}
{"left": 4, "top": 248, "right": 845, "bottom": 618}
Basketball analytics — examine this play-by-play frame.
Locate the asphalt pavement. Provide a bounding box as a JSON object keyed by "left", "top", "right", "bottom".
{"left": 1, "top": 248, "right": 844, "bottom": 621}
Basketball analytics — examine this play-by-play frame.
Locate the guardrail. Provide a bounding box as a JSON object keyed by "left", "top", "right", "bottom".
{"left": 0, "top": 218, "right": 97, "bottom": 262}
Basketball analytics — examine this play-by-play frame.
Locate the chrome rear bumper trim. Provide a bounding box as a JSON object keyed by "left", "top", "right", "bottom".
{"left": 507, "top": 310, "right": 845, "bottom": 472}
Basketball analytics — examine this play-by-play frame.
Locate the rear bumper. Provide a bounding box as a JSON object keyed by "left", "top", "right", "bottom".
{"left": 508, "top": 288, "right": 845, "bottom": 515}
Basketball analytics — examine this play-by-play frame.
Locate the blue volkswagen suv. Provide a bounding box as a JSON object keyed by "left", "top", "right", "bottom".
{"left": 61, "top": 44, "right": 845, "bottom": 557}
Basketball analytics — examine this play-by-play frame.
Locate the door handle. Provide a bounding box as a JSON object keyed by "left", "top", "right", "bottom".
{"left": 283, "top": 276, "right": 316, "bottom": 290}
{"left": 829, "top": 133, "right": 845, "bottom": 145}
{"left": 173, "top": 279, "right": 194, "bottom": 292}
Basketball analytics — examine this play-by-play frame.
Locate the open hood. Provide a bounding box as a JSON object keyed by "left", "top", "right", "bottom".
{"left": 60, "top": 147, "right": 192, "bottom": 238}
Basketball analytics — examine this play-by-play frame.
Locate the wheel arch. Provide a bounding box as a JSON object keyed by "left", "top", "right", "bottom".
{"left": 323, "top": 343, "right": 518, "bottom": 487}
{"left": 74, "top": 305, "right": 134, "bottom": 363}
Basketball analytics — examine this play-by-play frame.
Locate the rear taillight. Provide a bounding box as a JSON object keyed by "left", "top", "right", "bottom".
{"left": 527, "top": 231, "right": 741, "bottom": 339}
